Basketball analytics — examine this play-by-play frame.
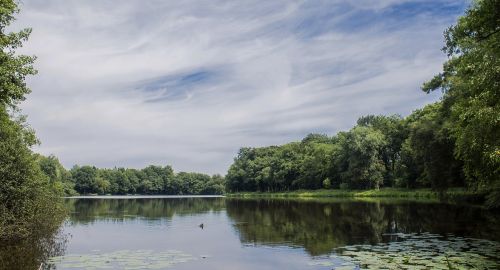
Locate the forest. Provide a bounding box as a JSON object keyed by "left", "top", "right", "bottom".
{"left": 226, "top": 108, "right": 463, "bottom": 192}
{"left": 37, "top": 155, "right": 225, "bottom": 196}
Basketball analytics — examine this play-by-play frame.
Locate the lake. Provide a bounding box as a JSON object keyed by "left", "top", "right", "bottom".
{"left": 3, "top": 196, "right": 500, "bottom": 269}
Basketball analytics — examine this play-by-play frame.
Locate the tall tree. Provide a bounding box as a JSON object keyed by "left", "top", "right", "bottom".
{"left": 0, "top": 0, "right": 64, "bottom": 241}
{"left": 357, "top": 115, "right": 407, "bottom": 186}
{"left": 422, "top": 0, "right": 500, "bottom": 206}
{"left": 335, "top": 127, "right": 387, "bottom": 189}
{"left": 402, "top": 103, "right": 464, "bottom": 190}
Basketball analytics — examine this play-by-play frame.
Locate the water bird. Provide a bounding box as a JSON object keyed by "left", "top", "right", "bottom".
{"left": 199, "top": 223, "right": 204, "bottom": 229}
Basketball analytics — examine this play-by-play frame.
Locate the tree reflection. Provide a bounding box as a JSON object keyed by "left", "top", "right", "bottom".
{"left": 18, "top": 197, "right": 499, "bottom": 266}
{"left": 65, "top": 197, "right": 226, "bottom": 224}
{"left": 226, "top": 198, "right": 500, "bottom": 256}
{"left": 0, "top": 223, "right": 68, "bottom": 270}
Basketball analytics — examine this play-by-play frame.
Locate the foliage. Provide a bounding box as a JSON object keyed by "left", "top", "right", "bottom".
{"left": 0, "top": 0, "right": 64, "bottom": 242}
{"left": 422, "top": 0, "right": 500, "bottom": 206}
{"left": 0, "top": 107, "right": 64, "bottom": 241}
{"left": 357, "top": 114, "right": 407, "bottom": 186}
{"left": 0, "top": 0, "right": 37, "bottom": 109}
{"left": 36, "top": 154, "right": 77, "bottom": 196}
{"left": 227, "top": 188, "right": 480, "bottom": 202}
{"left": 225, "top": 108, "right": 469, "bottom": 195}
{"left": 401, "top": 103, "right": 465, "bottom": 190}
{"left": 227, "top": 125, "right": 393, "bottom": 192}
{"left": 335, "top": 127, "right": 387, "bottom": 189}
{"left": 68, "top": 165, "right": 224, "bottom": 195}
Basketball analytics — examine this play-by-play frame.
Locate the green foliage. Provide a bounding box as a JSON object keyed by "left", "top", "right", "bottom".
{"left": 0, "top": 0, "right": 37, "bottom": 109}
{"left": 401, "top": 103, "right": 465, "bottom": 190}
{"left": 422, "top": 0, "right": 500, "bottom": 206}
{"left": 36, "top": 154, "right": 76, "bottom": 196}
{"left": 68, "top": 165, "right": 223, "bottom": 195}
{"left": 357, "top": 114, "right": 407, "bottom": 186}
{"left": 226, "top": 139, "right": 333, "bottom": 192}
{"left": 335, "top": 127, "right": 387, "bottom": 189}
{"left": 0, "top": 0, "right": 64, "bottom": 242}
{"left": 0, "top": 107, "right": 65, "bottom": 241}
{"left": 71, "top": 165, "right": 98, "bottom": 194}
{"left": 226, "top": 128, "right": 389, "bottom": 192}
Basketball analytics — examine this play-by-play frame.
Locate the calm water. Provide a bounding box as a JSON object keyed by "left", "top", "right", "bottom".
{"left": 3, "top": 197, "right": 500, "bottom": 269}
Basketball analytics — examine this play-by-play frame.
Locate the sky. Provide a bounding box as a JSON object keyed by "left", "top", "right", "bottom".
{"left": 12, "top": 0, "right": 468, "bottom": 174}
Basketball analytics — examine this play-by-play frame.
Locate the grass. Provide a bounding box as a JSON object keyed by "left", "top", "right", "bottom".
{"left": 227, "top": 187, "right": 483, "bottom": 202}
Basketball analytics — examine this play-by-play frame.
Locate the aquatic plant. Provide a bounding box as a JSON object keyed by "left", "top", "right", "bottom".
{"left": 309, "top": 233, "right": 500, "bottom": 269}
{"left": 48, "top": 249, "right": 198, "bottom": 269}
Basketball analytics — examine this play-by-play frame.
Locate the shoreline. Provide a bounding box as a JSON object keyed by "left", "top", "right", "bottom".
{"left": 226, "top": 188, "right": 484, "bottom": 201}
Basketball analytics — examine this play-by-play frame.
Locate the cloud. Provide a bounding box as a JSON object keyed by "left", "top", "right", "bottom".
{"left": 11, "top": 0, "right": 466, "bottom": 174}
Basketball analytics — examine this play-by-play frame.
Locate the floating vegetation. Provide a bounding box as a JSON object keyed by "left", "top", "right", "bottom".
{"left": 48, "top": 249, "right": 197, "bottom": 269}
{"left": 308, "top": 260, "right": 335, "bottom": 266}
{"left": 309, "top": 233, "right": 500, "bottom": 270}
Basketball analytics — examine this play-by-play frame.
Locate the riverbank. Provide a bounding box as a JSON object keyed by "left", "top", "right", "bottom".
{"left": 227, "top": 188, "right": 484, "bottom": 202}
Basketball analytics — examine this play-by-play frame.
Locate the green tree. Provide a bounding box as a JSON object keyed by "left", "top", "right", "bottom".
{"left": 335, "top": 127, "right": 387, "bottom": 189}
{"left": 0, "top": 0, "right": 64, "bottom": 241}
{"left": 37, "top": 154, "right": 76, "bottom": 196}
{"left": 72, "top": 166, "right": 98, "bottom": 194}
{"left": 422, "top": 0, "right": 499, "bottom": 206}
{"left": 295, "top": 140, "right": 334, "bottom": 189}
{"left": 357, "top": 115, "right": 407, "bottom": 186}
{"left": 202, "top": 174, "right": 225, "bottom": 195}
{"left": 402, "top": 103, "right": 464, "bottom": 190}
{"left": 0, "top": 1, "right": 37, "bottom": 108}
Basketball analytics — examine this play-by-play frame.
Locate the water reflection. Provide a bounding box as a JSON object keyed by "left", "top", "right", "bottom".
{"left": 4, "top": 197, "right": 500, "bottom": 269}
{"left": 66, "top": 197, "right": 225, "bottom": 224}
{"left": 226, "top": 198, "right": 500, "bottom": 256}
{"left": 65, "top": 197, "right": 500, "bottom": 256}
{"left": 0, "top": 226, "right": 68, "bottom": 270}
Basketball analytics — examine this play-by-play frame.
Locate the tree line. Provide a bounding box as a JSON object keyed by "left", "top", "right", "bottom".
{"left": 37, "top": 155, "right": 225, "bottom": 195}
{"left": 226, "top": 0, "right": 499, "bottom": 207}
{"left": 225, "top": 107, "right": 463, "bottom": 192}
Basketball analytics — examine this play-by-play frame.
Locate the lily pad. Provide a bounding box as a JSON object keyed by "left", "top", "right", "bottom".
{"left": 314, "top": 233, "right": 500, "bottom": 270}
{"left": 48, "top": 249, "right": 197, "bottom": 269}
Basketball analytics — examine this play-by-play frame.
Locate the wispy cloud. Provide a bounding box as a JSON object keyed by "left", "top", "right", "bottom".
{"left": 12, "top": 0, "right": 466, "bottom": 173}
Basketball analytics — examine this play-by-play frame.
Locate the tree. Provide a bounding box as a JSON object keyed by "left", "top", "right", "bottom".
{"left": 422, "top": 0, "right": 499, "bottom": 206}
{"left": 72, "top": 166, "right": 98, "bottom": 194}
{"left": 202, "top": 174, "right": 225, "bottom": 195}
{"left": 402, "top": 103, "right": 464, "bottom": 190}
{"left": 0, "top": 0, "right": 64, "bottom": 242}
{"left": 335, "top": 127, "right": 387, "bottom": 189}
{"left": 0, "top": 1, "right": 37, "bottom": 109}
{"left": 37, "top": 154, "right": 76, "bottom": 196}
{"left": 295, "top": 141, "right": 334, "bottom": 189}
{"left": 357, "top": 115, "right": 407, "bottom": 186}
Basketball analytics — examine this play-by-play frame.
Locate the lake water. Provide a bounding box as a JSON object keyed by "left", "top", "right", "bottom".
{"left": 3, "top": 196, "right": 500, "bottom": 269}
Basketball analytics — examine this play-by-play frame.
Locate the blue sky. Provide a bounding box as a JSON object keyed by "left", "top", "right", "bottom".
{"left": 13, "top": 0, "right": 468, "bottom": 174}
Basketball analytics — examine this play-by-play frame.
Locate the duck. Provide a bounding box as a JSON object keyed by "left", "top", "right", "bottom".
{"left": 199, "top": 223, "right": 204, "bottom": 229}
